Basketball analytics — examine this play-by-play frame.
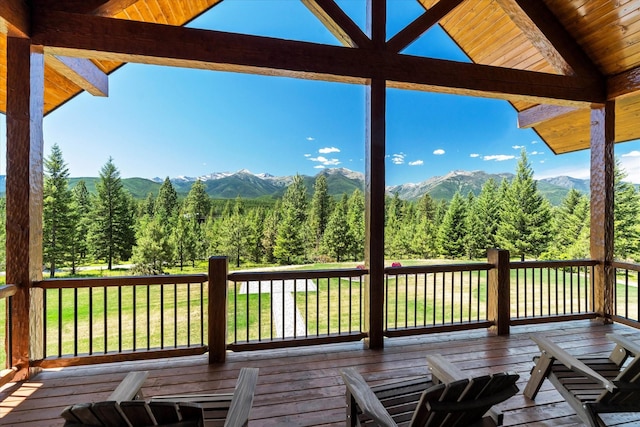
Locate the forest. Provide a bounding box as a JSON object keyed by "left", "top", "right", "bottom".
{"left": 1, "top": 144, "right": 637, "bottom": 277}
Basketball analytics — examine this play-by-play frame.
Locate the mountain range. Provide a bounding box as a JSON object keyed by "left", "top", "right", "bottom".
{"left": 0, "top": 168, "right": 593, "bottom": 206}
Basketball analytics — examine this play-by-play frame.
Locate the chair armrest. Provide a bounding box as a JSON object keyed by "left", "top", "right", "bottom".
{"left": 531, "top": 335, "right": 614, "bottom": 390}
{"left": 108, "top": 371, "right": 149, "bottom": 401}
{"left": 224, "top": 367, "right": 259, "bottom": 427}
{"left": 607, "top": 334, "right": 640, "bottom": 357}
{"left": 425, "top": 354, "right": 466, "bottom": 384}
{"left": 340, "top": 368, "right": 396, "bottom": 427}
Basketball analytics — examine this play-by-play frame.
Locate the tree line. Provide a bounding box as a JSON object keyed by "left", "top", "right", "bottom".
{"left": 1, "top": 146, "right": 637, "bottom": 276}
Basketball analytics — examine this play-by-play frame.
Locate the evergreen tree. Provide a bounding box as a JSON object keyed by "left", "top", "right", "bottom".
{"left": 322, "top": 194, "right": 351, "bottom": 261}
{"left": 72, "top": 180, "right": 91, "bottom": 263}
{"left": 219, "top": 196, "right": 249, "bottom": 267}
{"left": 131, "top": 215, "right": 173, "bottom": 274}
{"left": 614, "top": 162, "right": 640, "bottom": 260}
{"left": 545, "top": 189, "right": 590, "bottom": 259}
{"left": 172, "top": 207, "right": 197, "bottom": 270}
{"left": 43, "top": 144, "right": 75, "bottom": 277}
{"left": 465, "top": 179, "right": 501, "bottom": 258}
{"left": 247, "top": 208, "right": 266, "bottom": 263}
{"left": 308, "top": 174, "right": 332, "bottom": 253}
{"left": 141, "top": 192, "right": 155, "bottom": 217}
{"left": 346, "top": 189, "right": 365, "bottom": 261}
{"left": 438, "top": 191, "right": 468, "bottom": 258}
{"left": 88, "top": 157, "right": 136, "bottom": 269}
{"left": 261, "top": 201, "right": 281, "bottom": 263}
{"left": 155, "top": 177, "right": 178, "bottom": 220}
{"left": 273, "top": 174, "right": 308, "bottom": 264}
{"left": 496, "top": 150, "right": 552, "bottom": 260}
{"left": 185, "top": 180, "right": 211, "bottom": 259}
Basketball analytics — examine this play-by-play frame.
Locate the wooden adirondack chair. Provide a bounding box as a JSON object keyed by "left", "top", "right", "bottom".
{"left": 61, "top": 367, "right": 259, "bottom": 427}
{"left": 524, "top": 333, "right": 640, "bottom": 427}
{"left": 341, "top": 354, "right": 520, "bottom": 427}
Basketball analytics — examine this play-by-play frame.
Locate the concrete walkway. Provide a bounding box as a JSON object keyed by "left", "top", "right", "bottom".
{"left": 239, "top": 279, "right": 317, "bottom": 338}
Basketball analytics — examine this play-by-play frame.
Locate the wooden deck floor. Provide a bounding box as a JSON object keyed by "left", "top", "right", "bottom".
{"left": 2, "top": 320, "right": 640, "bottom": 426}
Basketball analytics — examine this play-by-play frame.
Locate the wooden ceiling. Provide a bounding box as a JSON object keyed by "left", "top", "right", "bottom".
{"left": 1, "top": 0, "right": 640, "bottom": 154}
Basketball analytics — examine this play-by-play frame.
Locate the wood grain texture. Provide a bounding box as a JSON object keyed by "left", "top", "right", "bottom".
{"left": 0, "top": 0, "right": 29, "bottom": 37}
{"left": 209, "top": 256, "right": 229, "bottom": 363}
{"left": 301, "top": 0, "right": 371, "bottom": 48}
{"left": 5, "top": 37, "right": 45, "bottom": 379}
{"left": 45, "top": 55, "right": 108, "bottom": 96}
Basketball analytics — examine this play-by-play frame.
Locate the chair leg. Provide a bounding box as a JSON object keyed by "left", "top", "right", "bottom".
{"left": 524, "top": 353, "right": 554, "bottom": 399}
{"left": 346, "top": 390, "right": 359, "bottom": 427}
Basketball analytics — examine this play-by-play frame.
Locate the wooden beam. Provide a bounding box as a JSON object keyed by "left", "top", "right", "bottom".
{"left": 0, "top": 0, "right": 29, "bottom": 37}
{"left": 33, "top": 0, "right": 139, "bottom": 15}
{"left": 300, "top": 0, "right": 371, "bottom": 48}
{"left": 90, "top": 0, "right": 140, "bottom": 16}
{"left": 6, "top": 37, "right": 45, "bottom": 380}
{"left": 387, "top": 0, "right": 465, "bottom": 53}
{"left": 31, "top": 11, "right": 605, "bottom": 107}
{"left": 46, "top": 55, "right": 109, "bottom": 96}
{"left": 517, "top": 104, "right": 579, "bottom": 128}
{"left": 608, "top": 66, "right": 640, "bottom": 100}
{"left": 590, "top": 102, "right": 615, "bottom": 320}
{"left": 363, "top": 0, "right": 385, "bottom": 351}
{"left": 495, "top": 0, "right": 601, "bottom": 79}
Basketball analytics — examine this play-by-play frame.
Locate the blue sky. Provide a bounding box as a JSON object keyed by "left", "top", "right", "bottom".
{"left": 5, "top": 0, "right": 640, "bottom": 186}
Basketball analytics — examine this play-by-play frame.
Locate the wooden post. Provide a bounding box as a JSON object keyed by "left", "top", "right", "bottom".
{"left": 590, "top": 102, "right": 615, "bottom": 321}
{"left": 208, "top": 256, "right": 228, "bottom": 363}
{"left": 6, "top": 37, "right": 45, "bottom": 380}
{"left": 487, "top": 249, "right": 510, "bottom": 335}
{"left": 363, "top": 0, "right": 386, "bottom": 350}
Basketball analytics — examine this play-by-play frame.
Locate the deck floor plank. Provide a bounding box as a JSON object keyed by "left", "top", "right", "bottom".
{"left": 2, "top": 320, "right": 640, "bottom": 426}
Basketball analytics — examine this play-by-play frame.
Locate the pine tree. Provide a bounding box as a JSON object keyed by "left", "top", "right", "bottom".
{"left": 308, "top": 174, "right": 332, "bottom": 253}
{"left": 131, "top": 215, "right": 173, "bottom": 274}
{"left": 72, "top": 180, "right": 91, "bottom": 264}
{"left": 43, "top": 144, "right": 75, "bottom": 277}
{"left": 614, "top": 162, "right": 640, "bottom": 260}
{"left": 465, "top": 179, "right": 501, "bottom": 258}
{"left": 322, "top": 194, "right": 351, "bottom": 261}
{"left": 246, "top": 208, "right": 266, "bottom": 263}
{"left": 438, "top": 191, "right": 468, "bottom": 258}
{"left": 219, "top": 196, "right": 249, "bottom": 267}
{"left": 545, "top": 189, "right": 590, "bottom": 259}
{"left": 172, "top": 207, "right": 196, "bottom": 270}
{"left": 88, "top": 157, "right": 136, "bottom": 269}
{"left": 261, "top": 201, "right": 281, "bottom": 263}
{"left": 185, "top": 180, "right": 211, "bottom": 259}
{"left": 497, "top": 150, "right": 552, "bottom": 260}
{"left": 273, "top": 174, "right": 308, "bottom": 264}
{"left": 346, "top": 189, "right": 365, "bottom": 261}
{"left": 155, "top": 177, "right": 178, "bottom": 220}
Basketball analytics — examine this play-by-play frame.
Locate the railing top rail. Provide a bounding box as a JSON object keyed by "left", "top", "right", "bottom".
{"left": 229, "top": 268, "right": 368, "bottom": 282}
{"left": 35, "top": 274, "right": 208, "bottom": 289}
{"left": 0, "top": 284, "right": 17, "bottom": 299}
{"left": 510, "top": 259, "right": 598, "bottom": 269}
{"left": 612, "top": 261, "right": 640, "bottom": 272}
{"left": 384, "top": 263, "right": 492, "bottom": 275}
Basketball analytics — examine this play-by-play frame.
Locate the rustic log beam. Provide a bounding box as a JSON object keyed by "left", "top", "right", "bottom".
{"left": 387, "top": 0, "right": 465, "bottom": 53}
{"left": 517, "top": 104, "right": 579, "bottom": 128}
{"left": 46, "top": 55, "right": 109, "bottom": 96}
{"left": 31, "top": 11, "right": 605, "bottom": 107}
{"left": 33, "top": 0, "right": 139, "bottom": 15}
{"left": 6, "top": 37, "right": 45, "bottom": 380}
{"left": 300, "top": 0, "right": 371, "bottom": 48}
{"left": 590, "top": 102, "right": 615, "bottom": 320}
{"left": 607, "top": 66, "right": 640, "bottom": 100}
{"left": 363, "top": 0, "right": 385, "bottom": 351}
{"left": 0, "top": 0, "right": 29, "bottom": 37}
{"left": 495, "top": 0, "right": 601, "bottom": 80}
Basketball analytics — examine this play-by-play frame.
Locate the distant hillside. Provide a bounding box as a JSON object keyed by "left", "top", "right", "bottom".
{"left": 0, "top": 168, "right": 595, "bottom": 206}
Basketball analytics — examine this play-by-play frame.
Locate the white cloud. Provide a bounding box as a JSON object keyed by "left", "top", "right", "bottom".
{"left": 304, "top": 153, "right": 311, "bottom": 157}
{"left": 622, "top": 150, "right": 640, "bottom": 157}
{"left": 470, "top": 153, "right": 480, "bottom": 158}
{"left": 319, "top": 146, "right": 340, "bottom": 154}
{"left": 530, "top": 151, "right": 544, "bottom": 155}
{"left": 314, "top": 165, "right": 325, "bottom": 169}
{"left": 512, "top": 145, "right": 524, "bottom": 149}
{"left": 433, "top": 149, "right": 445, "bottom": 155}
{"left": 409, "top": 160, "right": 424, "bottom": 166}
{"left": 306, "top": 137, "right": 315, "bottom": 141}
{"left": 309, "top": 156, "right": 341, "bottom": 166}
{"left": 483, "top": 154, "right": 516, "bottom": 161}
{"left": 391, "top": 153, "right": 405, "bottom": 165}
{"left": 531, "top": 140, "right": 539, "bottom": 144}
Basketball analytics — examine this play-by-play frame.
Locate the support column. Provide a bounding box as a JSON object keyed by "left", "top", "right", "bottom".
{"left": 590, "top": 102, "right": 615, "bottom": 321}
{"left": 6, "top": 37, "right": 45, "bottom": 380}
{"left": 363, "top": 0, "right": 385, "bottom": 349}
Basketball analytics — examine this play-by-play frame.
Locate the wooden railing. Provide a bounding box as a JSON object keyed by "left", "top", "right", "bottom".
{"left": 0, "top": 284, "right": 17, "bottom": 386}
{"left": 509, "top": 260, "right": 598, "bottom": 326}
{"left": 383, "top": 263, "right": 493, "bottom": 337}
{"left": 19, "top": 252, "right": 638, "bottom": 367}
{"left": 612, "top": 261, "right": 640, "bottom": 327}
{"left": 33, "top": 275, "right": 208, "bottom": 368}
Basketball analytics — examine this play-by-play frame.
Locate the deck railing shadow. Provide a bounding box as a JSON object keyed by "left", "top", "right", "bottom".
{"left": 9, "top": 249, "right": 639, "bottom": 368}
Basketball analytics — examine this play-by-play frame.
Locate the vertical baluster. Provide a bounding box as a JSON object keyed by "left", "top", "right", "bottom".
{"left": 103, "top": 287, "right": 108, "bottom": 354}
{"left": 187, "top": 282, "right": 191, "bottom": 347}
{"left": 200, "top": 281, "right": 204, "bottom": 345}
{"left": 515, "top": 269, "right": 520, "bottom": 319}
{"left": 577, "top": 267, "right": 582, "bottom": 313}
{"left": 42, "top": 290, "right": 47, "bottom": 358}
{"left": 625, "top": 269, "right": 629, "bottom": 318}
{"left": 384, "top": 273, "right": 389, "bottom": 331}
{"left": 348, "top": 277, "right": 352, "bottom": 333}
{"left": 326, "top": 277, "right": 330, "bottom": 335}
{"left": 257, "top": 280, "right": 262, "bottom": 341}
{"left": 58, "top": 288, "right": 63, "bottom": 357}
{"left": 118, "top": 286, "right": 122, "bottom": 352}
{"left": 146, "top": 285, "right": 151, "bottom": 350}
{"left": 414, "top": 273, "right": 418, "bottom": 327}
{"left": 74, "top": 288, "right": 78, "bottom": 356}
{"left": 173, "top": 283, "right": 177, "bottom": 348}
{"left": 570, "top": 267, "right": 574, "bottom": 314}
{"left": 160, "top": 284, "right": 165, "bottom": 349}
{"left": 337, "top": 277, "right": 341, "bottom": 334}
{"left": 133, "top": 285, "right": 137, "bottom": 351}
